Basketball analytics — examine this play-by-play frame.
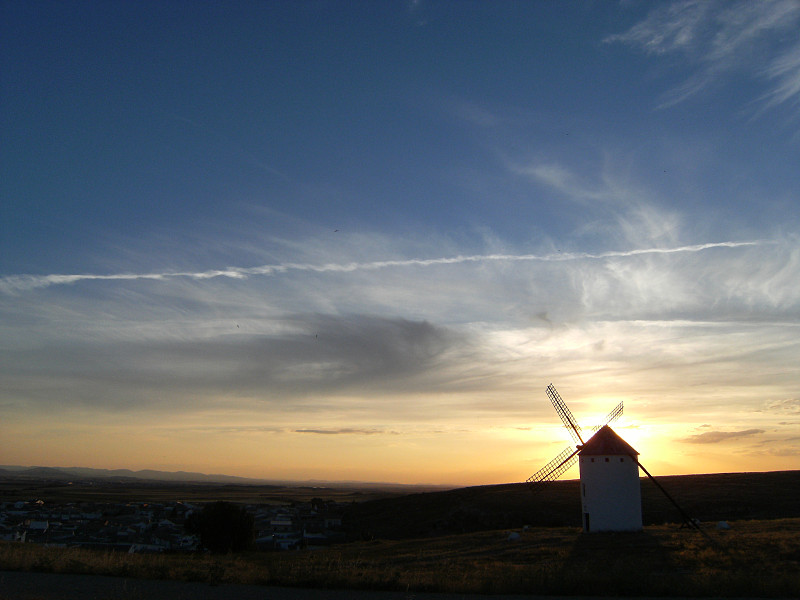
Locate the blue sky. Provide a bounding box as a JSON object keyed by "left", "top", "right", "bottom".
{"left": 2, "top": 1, "right": 799, "bottom": 484}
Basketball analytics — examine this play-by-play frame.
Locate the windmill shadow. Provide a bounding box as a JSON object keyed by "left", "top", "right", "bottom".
{"left": 561, "top": 529, "right": 688, "bottom": 596}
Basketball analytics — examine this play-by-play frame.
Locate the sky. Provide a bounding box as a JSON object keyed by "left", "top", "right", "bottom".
{"left": 1, "top": 0, "right": 799, "bottom": 486}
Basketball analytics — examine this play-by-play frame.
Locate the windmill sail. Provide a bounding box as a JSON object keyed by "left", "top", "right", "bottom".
{"left": 527, "top": 385, "right": 623, "bottom": 492}
{"left": 546, "top": 384, "right": 584, "bottom": 444}
{"left": 527, "top": 445, "right": 579, "bottom": 486}
{"left": 591, "top": 401, "right": 623, "bottom": 432}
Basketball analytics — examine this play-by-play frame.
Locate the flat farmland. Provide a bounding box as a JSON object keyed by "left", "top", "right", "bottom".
{"left": 0, "top": 478, "right": 428, "bottom": 505}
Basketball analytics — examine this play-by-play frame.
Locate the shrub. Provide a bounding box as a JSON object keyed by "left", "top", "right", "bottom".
{"left": 185, "top": 501, "right": 254, "bottom": 553}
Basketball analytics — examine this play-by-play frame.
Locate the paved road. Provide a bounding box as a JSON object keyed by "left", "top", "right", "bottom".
{"left": 2, "top": 571, "right": 753, "bottom": 600}
{"left": 0, "top": 570, "right": 536, "bottom": 600}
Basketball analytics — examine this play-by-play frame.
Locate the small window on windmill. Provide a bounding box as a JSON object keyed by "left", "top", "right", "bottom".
{"left": 605, "top": 457, "right": 609, "bottom": 462}
{"left": 620, "top": 458, "right": 624, "bottom": 462}
{"left": 591, "top": 458, "right": 595, "bottom": 463}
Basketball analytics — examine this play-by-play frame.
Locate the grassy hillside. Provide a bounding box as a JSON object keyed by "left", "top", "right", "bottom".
{"left": 343, "top": 471, "right": 800, "bottom": 539}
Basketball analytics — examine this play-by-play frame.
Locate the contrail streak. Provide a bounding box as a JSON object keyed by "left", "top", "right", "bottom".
{"left": 0, "top": 240, "right": 764, "bottom": 294}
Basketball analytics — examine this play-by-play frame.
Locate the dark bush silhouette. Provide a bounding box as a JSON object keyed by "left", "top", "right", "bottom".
{"left": 185, "top": 501, "right": 255, "bottom": 553}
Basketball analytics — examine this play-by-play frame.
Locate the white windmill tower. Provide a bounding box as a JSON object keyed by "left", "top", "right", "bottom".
{"left": 576, "top": 424, "right": 642, "bottom": 532}
{"left": 527, "top": 384, "right": 641, "bottom": 532}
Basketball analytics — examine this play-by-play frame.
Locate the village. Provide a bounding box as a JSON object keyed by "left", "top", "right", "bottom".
{"left": 0, "top": 496, "right": 347, "bottom": 553}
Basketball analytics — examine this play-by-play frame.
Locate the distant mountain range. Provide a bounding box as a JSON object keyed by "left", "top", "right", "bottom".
{"left": 0, "top": 465, "right": 270, "bottom": 484}
{"left": 0, "top": 465, "right": 453, "bottom": 492}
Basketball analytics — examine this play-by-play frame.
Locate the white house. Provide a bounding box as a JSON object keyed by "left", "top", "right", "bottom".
{"left": 578, "top": 425, "right": 642, "bottom": 533}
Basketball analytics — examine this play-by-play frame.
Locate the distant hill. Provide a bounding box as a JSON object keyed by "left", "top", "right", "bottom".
{"left": 10, "top": 467, "right": 75, "bottom": 481}
{"left": 69, "top": 467, "right": 262, "bottom": 484}
{"left": 343, "top": 470, "right": 800, "bottom": 540}
{"left": 0, "top": 465, "right": 263, "bottom": 484}
{"left": 0, "top": 465, "right": 453, "bottom": 493}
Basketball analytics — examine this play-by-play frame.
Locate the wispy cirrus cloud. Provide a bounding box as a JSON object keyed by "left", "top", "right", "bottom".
{"left": 680, "top": 428, "right": 765, "bottom": 444}
{"left": 294, "top": 428, "right": 399, "bottom": 435}
{"left": 605, "top": 0, "right": 800, "bottom": 112}
{"left": 761, "top": 41, "right": 800, "bottom": 113}
{"left": 765, "top": 398, "right": 800, "bottom": 415}
{"left": 604, "top": 1, "right": 714, "bottom": 57}
{"left": 512, "top": 163, "right": 607, "bottom": 203}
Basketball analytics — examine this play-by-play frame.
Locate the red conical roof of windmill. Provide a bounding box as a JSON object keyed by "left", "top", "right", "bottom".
{"left": 578, "top": 425, "right": 639, "bottom": 456}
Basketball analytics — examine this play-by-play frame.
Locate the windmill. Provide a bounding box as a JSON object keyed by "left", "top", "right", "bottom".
{"left": 527, "top": 384, "right": 624, "bottom": 490}
{"left": 528, "top": 384, "right": 703, "bottom": 534}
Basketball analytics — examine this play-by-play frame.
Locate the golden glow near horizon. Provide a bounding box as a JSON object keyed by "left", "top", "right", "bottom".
{"left": 2, "top": 309, "right": 798, "bottom": 485}
{"left": 2, "top": 380, "right": 797, "bottom": 486}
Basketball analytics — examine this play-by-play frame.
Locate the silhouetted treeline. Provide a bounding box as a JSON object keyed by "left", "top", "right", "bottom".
{"left": 185, "top": 501, "right": 255, "bottom": 552}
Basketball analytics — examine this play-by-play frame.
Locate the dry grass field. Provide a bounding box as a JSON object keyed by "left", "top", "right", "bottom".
{"left": 2, "top": 519, "right": 799, "bottom": 597}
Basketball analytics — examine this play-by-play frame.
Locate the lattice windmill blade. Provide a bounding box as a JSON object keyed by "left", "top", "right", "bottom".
{"left": 591, "top": 401, "right": 623, "bottom": 433}
{"left": 546, "top": 383, "right": 584, "bottom": 445}
{"left": 526, "top": 445, "right": 579, "bottom": 488}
